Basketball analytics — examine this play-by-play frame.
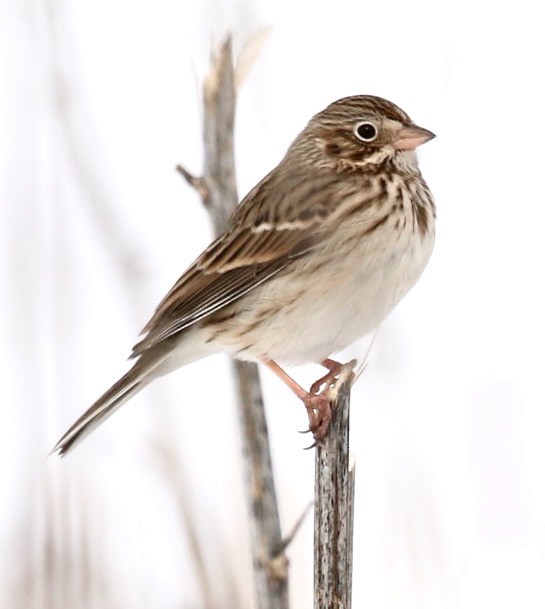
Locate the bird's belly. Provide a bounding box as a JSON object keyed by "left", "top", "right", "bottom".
{"left": 221, "top": 228, "right": 434, "bottom": 365}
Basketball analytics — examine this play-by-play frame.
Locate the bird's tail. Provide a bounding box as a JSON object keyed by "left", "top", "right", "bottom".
{"left": 52, "top": 353, "right": 167, "bottom": 457}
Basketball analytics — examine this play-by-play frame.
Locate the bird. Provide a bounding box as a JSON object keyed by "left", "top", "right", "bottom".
{"left": 53, "top": 95, "right": 436, "bottom": 456}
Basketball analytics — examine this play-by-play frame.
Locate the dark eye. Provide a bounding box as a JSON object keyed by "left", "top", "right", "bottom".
{"left": 355, "top": 122, "right": 378, "bottom": 142}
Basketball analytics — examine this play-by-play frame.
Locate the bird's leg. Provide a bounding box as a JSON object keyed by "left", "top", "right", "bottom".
{"left": 322, "top": 358, "right": 344, "bottom": 371}
{"left": 310, "top": 358, "right": 358, "bottom": 395}
{"left": 262, "top": 359, "right": 333, "bottom": 440}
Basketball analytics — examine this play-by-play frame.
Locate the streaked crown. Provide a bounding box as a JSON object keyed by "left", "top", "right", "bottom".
{"left": 288, "top": 95, "right": 434, "bottom": 171}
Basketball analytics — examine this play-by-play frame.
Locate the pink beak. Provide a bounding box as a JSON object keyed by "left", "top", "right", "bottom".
{"left": 393, "top": 124, "right": 436, "bottom": 151}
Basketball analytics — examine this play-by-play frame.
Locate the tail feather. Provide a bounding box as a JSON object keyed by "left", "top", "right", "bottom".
{"left": 52, "top": 356, "right": 165, "bottom": 456}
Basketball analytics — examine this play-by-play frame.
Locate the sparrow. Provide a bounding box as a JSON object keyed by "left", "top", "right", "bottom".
{"left": 53, "top": 95, "right": 435, "bottom": 455}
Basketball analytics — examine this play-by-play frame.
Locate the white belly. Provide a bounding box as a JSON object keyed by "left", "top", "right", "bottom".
{"left": 220, "top": 217, "right": 435, "bottom": 365}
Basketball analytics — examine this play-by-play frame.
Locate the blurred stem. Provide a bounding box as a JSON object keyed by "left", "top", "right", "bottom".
{"left": 178, "top": 36, "right": 289, "bottom": 609}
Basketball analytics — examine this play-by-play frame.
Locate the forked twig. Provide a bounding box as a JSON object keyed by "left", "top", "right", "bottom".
{"left": 274, "top": 502, "right": 313, "bottom": 557}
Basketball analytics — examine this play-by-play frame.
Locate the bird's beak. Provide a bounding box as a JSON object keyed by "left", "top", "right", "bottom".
{"left": 392, "top": 124, "right": 436, "bottom": 151}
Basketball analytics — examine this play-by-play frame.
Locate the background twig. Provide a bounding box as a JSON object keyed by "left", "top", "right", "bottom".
{"left": 178, "top": 36, "right": 289, "bottom": 609}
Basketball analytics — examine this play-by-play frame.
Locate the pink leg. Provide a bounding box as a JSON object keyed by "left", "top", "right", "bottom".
{"left": 262, "top": 359, "right": 333, "bottom": 440}
{"left": 322, "top": 358, "right": 344, "bottom": 371}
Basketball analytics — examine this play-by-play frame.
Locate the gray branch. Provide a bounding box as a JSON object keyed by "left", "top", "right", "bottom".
{"left": 179, "top": 36, "right": 289, "bottom": 609}
{"left": 314, "top": 379, "right": 355, "bottom": 609}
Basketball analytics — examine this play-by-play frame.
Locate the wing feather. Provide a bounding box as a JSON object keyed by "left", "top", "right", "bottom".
{"left": 131, "top": 167, "right": 350, "bottom": 357}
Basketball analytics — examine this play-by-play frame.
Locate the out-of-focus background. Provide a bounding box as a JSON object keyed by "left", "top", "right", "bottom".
{"left": 2, "top": 0, "right": 545, "bottom": 607}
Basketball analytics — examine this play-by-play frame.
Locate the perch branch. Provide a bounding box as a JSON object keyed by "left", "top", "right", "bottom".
{"left": 313, "top": 375, "right": 356, "bottom": 609}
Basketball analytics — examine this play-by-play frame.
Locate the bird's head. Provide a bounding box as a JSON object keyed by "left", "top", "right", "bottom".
{"left": 292, "top": 95, "right": 435, "bottom": 173}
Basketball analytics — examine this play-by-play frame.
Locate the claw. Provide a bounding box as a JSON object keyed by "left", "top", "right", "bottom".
{"left": 303, "top": 441, "right": 317, "bottom": 450}
{"left": 261, "top": 357, "right": 355, "bottom": 448}
{"left": 309, "top": 378, "right": 327, "bottom": 395}
{"left": 310, "top": 374, "right": 334, "bottom": 395}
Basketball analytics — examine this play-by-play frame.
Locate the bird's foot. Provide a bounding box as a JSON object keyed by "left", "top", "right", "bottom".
{"left": 304, "top": 359, "right": 357, "bottom": 445}
{"left": 310, "top": 358, "right": 358, "bottom": 395}
{"left": 303, "top": 392, "right": 334, "bottom": 445}
{"left": 261, "top": 357, "right": 357, "bottom": 448}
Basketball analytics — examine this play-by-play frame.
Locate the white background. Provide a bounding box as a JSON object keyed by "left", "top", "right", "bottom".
{"left": 1, "top": 0, "right": 545, "bottom": 607}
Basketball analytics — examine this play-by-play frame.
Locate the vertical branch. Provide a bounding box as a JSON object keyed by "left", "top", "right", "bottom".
{"left": 200, "top": 38, "right": 238, "bottom": 234}
{"left": 314, "top": 379, "right": 355, "bottom": 609}
{"left": 235, "top": 361, "right": 289, "bottom": 608}
{"left": 177, "top": 36, "right": 289, "bottom": 609}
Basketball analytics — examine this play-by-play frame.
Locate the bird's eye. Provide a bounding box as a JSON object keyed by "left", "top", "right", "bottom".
{"left": 355, "top": 122, "right": 378, "bottom": 142}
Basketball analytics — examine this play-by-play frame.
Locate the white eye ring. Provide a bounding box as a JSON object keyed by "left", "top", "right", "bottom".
{"left": 354, "top": 121, "right": 378, "bottom": 142}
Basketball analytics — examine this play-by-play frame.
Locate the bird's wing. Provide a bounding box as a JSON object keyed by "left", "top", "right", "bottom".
{"left": 131, "top": 168, "right": 343, "bottom": 357}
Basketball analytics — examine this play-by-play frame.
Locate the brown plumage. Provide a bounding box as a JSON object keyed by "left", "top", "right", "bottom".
{"left": 53, "top": 95, "right": 436, "bottom": 455}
